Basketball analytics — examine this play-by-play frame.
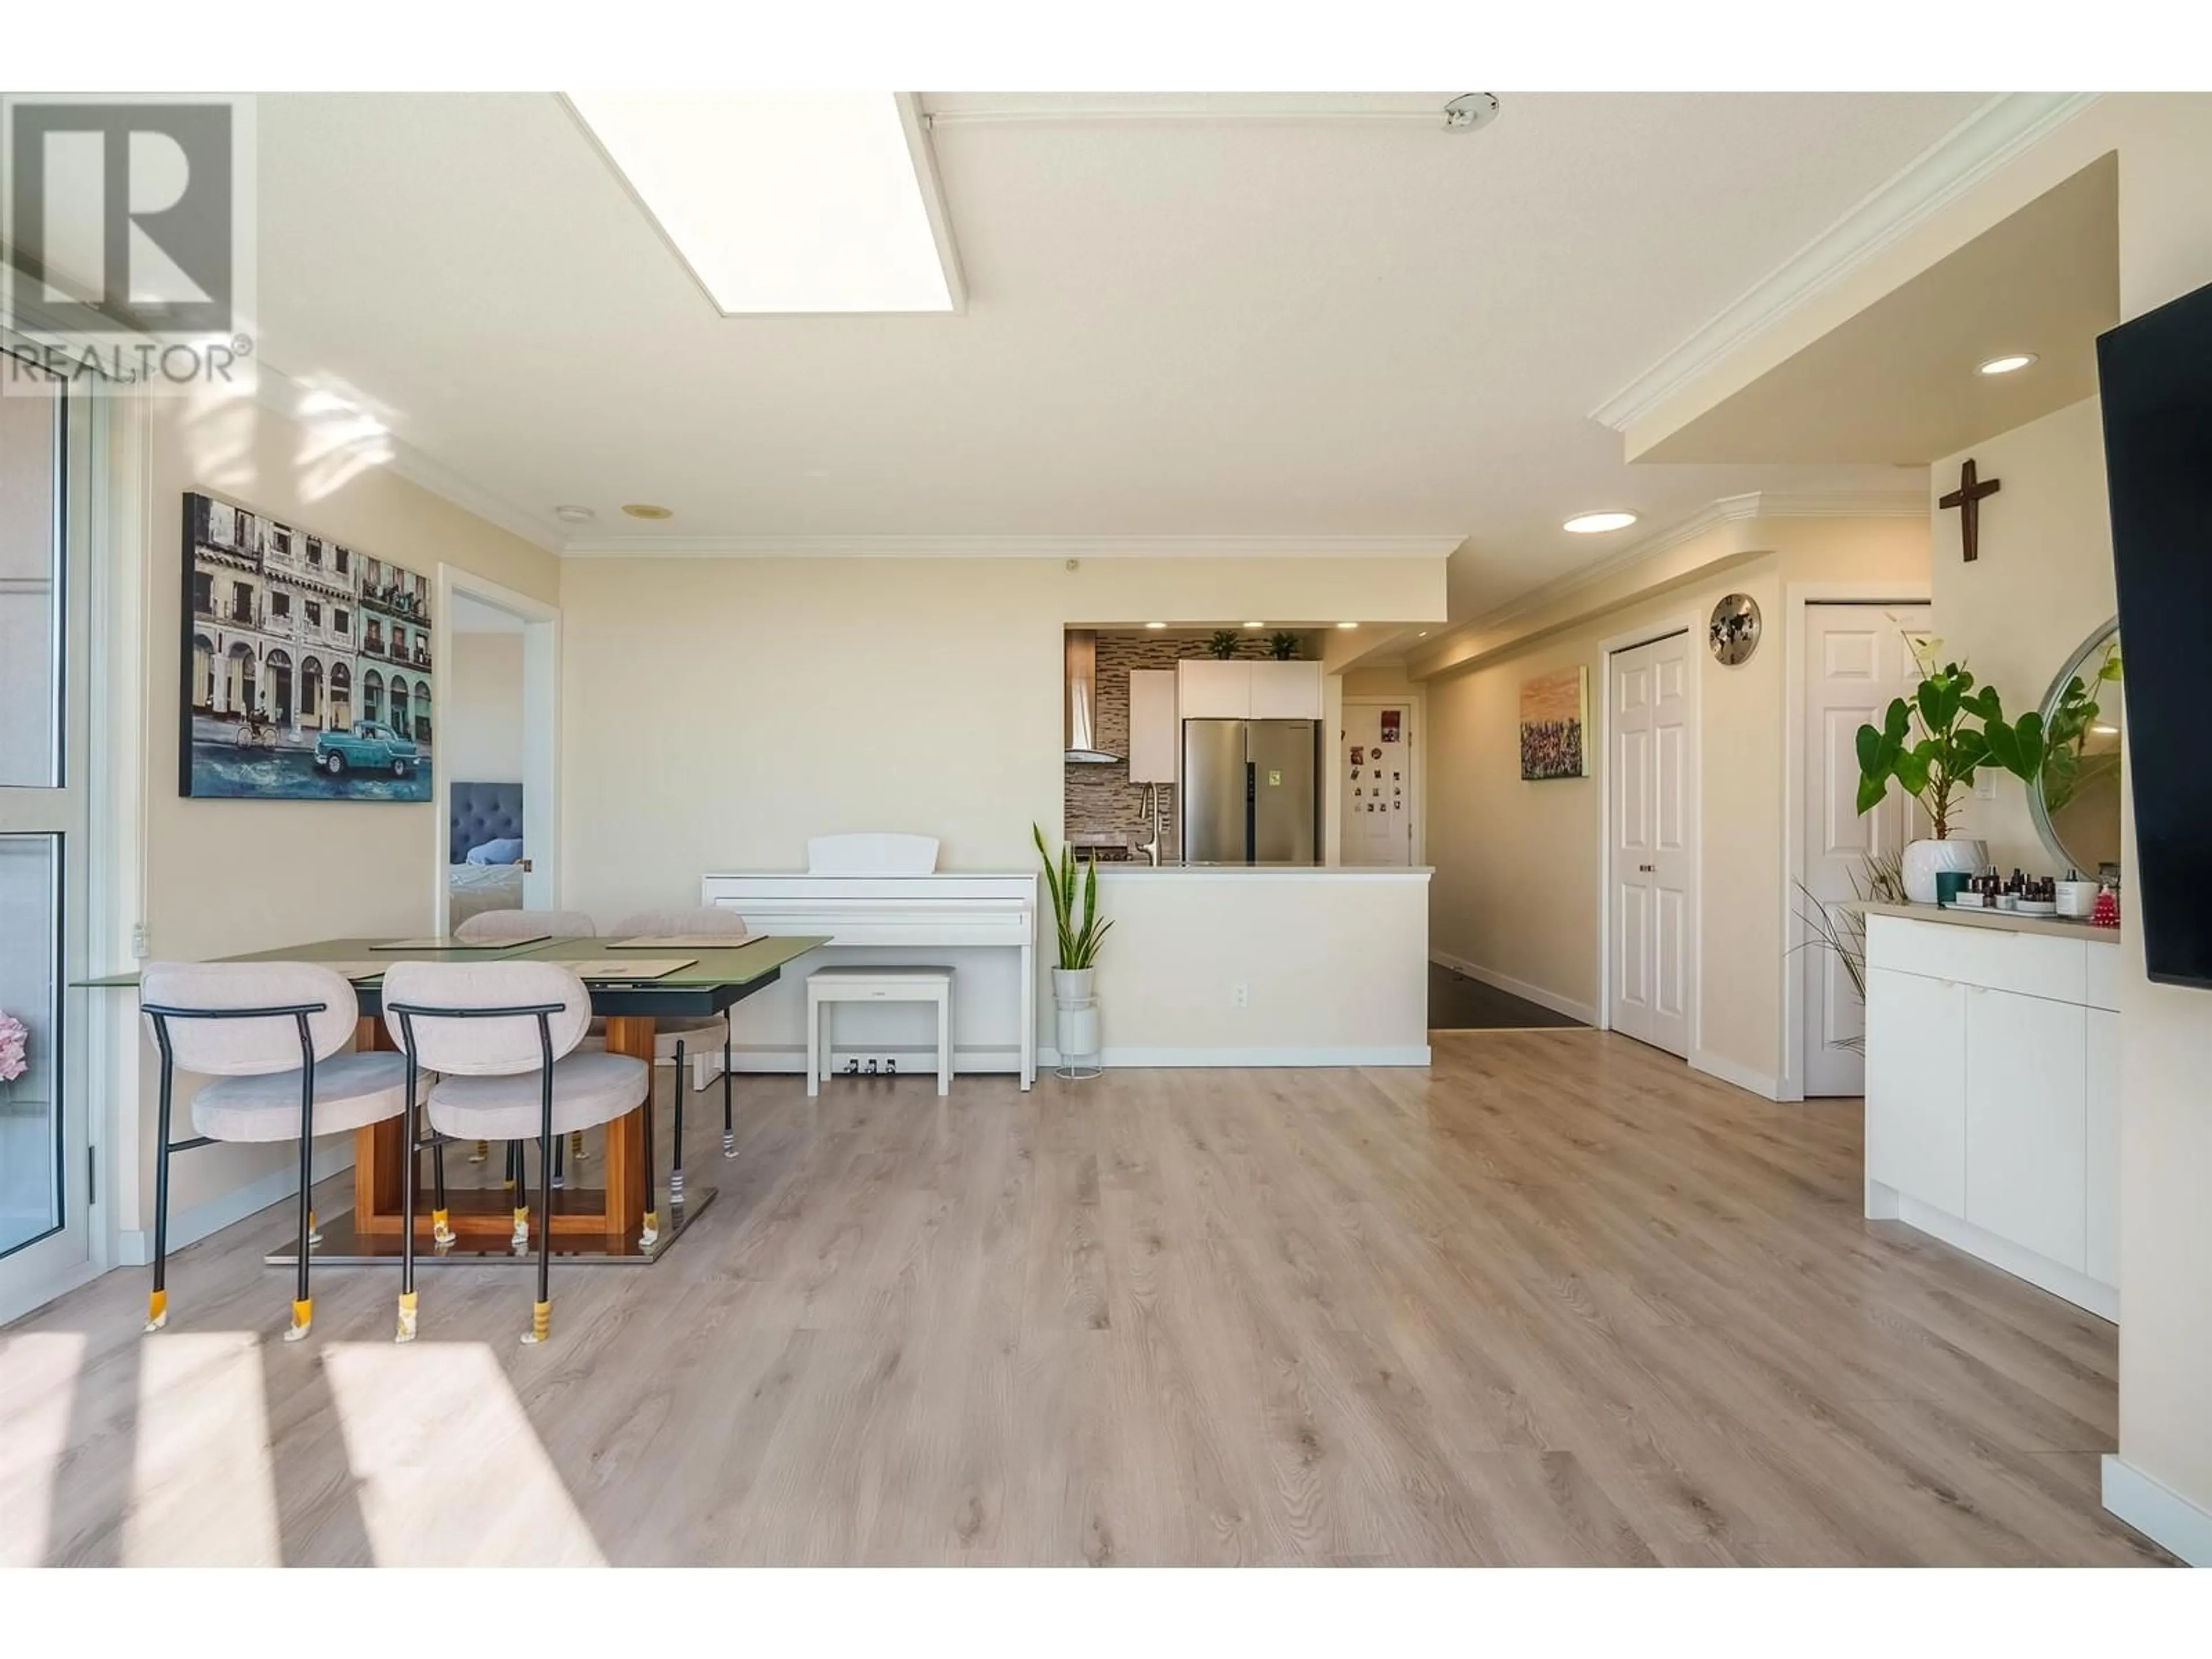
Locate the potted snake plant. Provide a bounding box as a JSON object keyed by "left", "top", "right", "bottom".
{"left": 1033, "top": 824, "right": 1111, "bottom": 1066}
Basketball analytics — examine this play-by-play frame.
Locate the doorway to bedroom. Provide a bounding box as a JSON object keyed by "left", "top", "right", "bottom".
{"left": 435, "top": 570, "right": 559, "bottom": 931}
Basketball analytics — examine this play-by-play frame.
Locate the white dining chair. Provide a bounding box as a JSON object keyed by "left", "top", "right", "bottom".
{"left": 382, "top": 960, "right": 649, "bottom": 1345}
{"left": 452, "top": 908, "right": 599, "bottom": 1181}
{"left": 140, "top": 961, "right": 417, "bottom": 1342}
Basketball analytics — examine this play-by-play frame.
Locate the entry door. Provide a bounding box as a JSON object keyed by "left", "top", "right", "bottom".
{"left": 1340, "top": 702, "right": 1415, "bottom": 866}
{"left": 1609, "top": 632, "right": 1693, "bottom": 1058}
{"left": 1802, "top": 603, "right": 1929, "bottom": 1096}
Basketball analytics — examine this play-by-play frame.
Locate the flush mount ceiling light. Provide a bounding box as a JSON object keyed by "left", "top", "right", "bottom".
{"left": 1145, "top": 622, "right": 1167, "bottom": 630}
{"left": 1336, "top": 622, "right": 1359, "bottom": 630}
{"left": 566, "top": 92, "right": 961, "bottom": 315}
{"left": 1978, "top": 353, "right": 2040, "bottom": 376}
{"left": 1563, "top": 511, "right": 1638, "bottom": 534}
{"left": 1243, "top": 621, "right": 1265, "bottom": 629}
{"left": 553, "top": 505, "right": 594, "bottom": 524}
{"left": 621, "top": 503, "right": 674, "bottom": 520}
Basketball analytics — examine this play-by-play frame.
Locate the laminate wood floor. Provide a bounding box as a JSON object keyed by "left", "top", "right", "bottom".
{"left": 0, "top": 1033, "right": 2174, "bottom": 1566}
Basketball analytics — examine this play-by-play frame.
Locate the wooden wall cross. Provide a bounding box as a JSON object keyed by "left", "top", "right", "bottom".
{"left": 1940, "top": 457, "right": 2001, "bottom": 562}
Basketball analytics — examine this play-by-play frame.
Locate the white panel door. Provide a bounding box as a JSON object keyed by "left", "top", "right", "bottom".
{"left": 1609, "top": 632, "right": 1693, "bottom": 1057}
{"left": 1965, "top": 987, "right": 2088, "bottom": 1271}
{"left": 1802, "top": 603, "right": 1929, "bottom": 1096}
{"left": 1339, "top": 702, "right": 1415, "bottom": 866}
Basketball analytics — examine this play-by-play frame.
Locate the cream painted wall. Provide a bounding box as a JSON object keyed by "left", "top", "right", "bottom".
{"left": 1929, "top": 396, "right": 2114, "bottom": 873}
{"left": 124, "top": 397, "right": 560, "bottom": 1237}
{"left": 555, "top": 555, "right": 1445, "bottom": 923}
{"left": 444, "top": 631, "right": 525, "bottom": 783}
{"left": 1422, "top": 516, "right": 1929, "bottom": 1088}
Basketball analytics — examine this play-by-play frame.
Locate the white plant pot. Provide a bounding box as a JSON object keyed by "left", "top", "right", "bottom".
{"left": 1902, "top": 836, "right": 1986, "bottom": 905}
{"left": 1052, "top": 968, "right": 1100, "bottom": 1062}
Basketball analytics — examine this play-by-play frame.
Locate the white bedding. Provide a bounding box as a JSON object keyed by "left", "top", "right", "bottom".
{"left": 447, "top": 861, "right": 525, "bottom": 926}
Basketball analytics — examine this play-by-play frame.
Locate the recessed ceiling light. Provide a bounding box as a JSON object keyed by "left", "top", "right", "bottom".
{"left": 1336, "top": 622, "right": 1359, "bottom": 630}
{"left": 1243, "top": 621, "right": 1265, "bottom": 630}
{"left": 553, "top": 505, "right": 595, "bottom": 524}
{"left": 567, "top": 92, "right": 957, "bottom": 315}
{"left": 622, "top": 503, "right": 673, "bottom": 520}
{"left": 1145, "top": 622, "right": 1166, "bottom": 630}
{"left": 1418, "top": 631, "right": 1429, "bottom": 638}
{"left": 1978, "top": 353, "right": 2039, "bottom": 376}
{"left": 1564, "top": 511, "right": 1638, "bottom": 534}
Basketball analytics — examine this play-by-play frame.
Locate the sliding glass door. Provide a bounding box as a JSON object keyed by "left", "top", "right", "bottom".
{"left": 0, "top": 346, "right": 90, "bottom": 1317}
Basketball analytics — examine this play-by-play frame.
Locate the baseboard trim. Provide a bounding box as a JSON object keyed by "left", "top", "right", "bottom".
{"left": 1429, "top": 950, "right": 1598, "bottom": 1025}
{"left": 116, "top": 1143, "right": 354, "bottom": 1267}
{"left": 2102, "top": 1456, "right": 2212, "bottom": 1566}
{"left": 1097, "top": 1045, "right": 1431, "bottom": 1069}
{"left": 1893, "top": 1193, "right": 2120, "bottom": 1323}
{"left": 1690, "top": 1048, "right": 1783, "bottom": 1101}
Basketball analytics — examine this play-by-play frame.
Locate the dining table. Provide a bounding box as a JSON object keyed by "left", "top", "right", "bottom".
{"left": 83, "top": 931, "right": 827, "bottom": 1264}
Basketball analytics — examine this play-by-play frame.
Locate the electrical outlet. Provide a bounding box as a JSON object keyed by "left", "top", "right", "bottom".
{"left": 1230, "top": 982, "right": 1249, "bottom": 1009}
{"left": 1975, "top": 773, "right": 1998, "bottom": 800}
{"left": 130, "top": 922, "right": 149, "bottom": 960}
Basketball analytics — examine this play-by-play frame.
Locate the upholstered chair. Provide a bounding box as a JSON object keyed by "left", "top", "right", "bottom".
{"left": 452, "top": 908, "right": 598, "bottom": 945}
{"left": 382, "top": 960, "right": 648, "bottom": 1345}
{"left": 451, "top": 908, "right": 599, "bottom": 1177}
{"left": 607, "top": 906, "right": 752, "bottom": 1237}
{"left": 140, "top": 961, "right": 416, "bottom": 1342}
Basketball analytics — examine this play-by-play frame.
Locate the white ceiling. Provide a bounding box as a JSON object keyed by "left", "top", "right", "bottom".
{"left": 253, "top": 91, "right": 1988, "bottom": 620}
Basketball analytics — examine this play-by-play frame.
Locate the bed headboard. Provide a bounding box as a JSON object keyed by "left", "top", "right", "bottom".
{"left": 449, "top": 780, "right": 524, "bottom": 864}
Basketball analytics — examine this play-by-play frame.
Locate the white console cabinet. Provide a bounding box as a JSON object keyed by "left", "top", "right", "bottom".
{"left": 1862, "top": 908, "right": 2120, "bottom": 1320}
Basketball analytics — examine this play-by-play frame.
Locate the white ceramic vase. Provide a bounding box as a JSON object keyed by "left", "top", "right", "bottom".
{"left": 1902, "top": 836, "right": 1986, "bottom": 905}
{"left": 1052, "top": 968, "right": 1100, "bottom": 1060}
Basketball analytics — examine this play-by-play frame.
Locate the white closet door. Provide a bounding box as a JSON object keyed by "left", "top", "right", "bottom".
{"left": 1610, "top": 632, "right": 1694, "bottom": 1059}
{"left": 1802, "top": 603, "right": 1929, "bottom": 1096}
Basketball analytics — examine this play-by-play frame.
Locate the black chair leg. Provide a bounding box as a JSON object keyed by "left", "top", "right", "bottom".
{"left": 722, "top": 1033, "right": 736, "bottom": 1158}
{"left": 146, "top": 1042, "right": 176, "bottom": 1332}
{"left": 640, "top": 1062, "right": 660, "bottom": 1247}
{"left": 509, "top": 1141, "right": 528, "bottom": 1249}
{"left": 397, "top": 1086, "right": 421, "bottom": 1342}
{"left": 524, "top": 1076, "right": 555, "bottom": 1345}
{"left": 671, "top": 1039, "right": 687, "bottom": 1209}
{"left": 286, "top": 1038, "right": 317, "bottom": 1342}
{"left": 431, "top": 1134, "right": 453, "bottom": 1246}
{"left": 552, "top": 1132, "right": 566, "bottom": 1191}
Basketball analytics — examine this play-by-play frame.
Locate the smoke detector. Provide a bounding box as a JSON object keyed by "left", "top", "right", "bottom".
{"left": 1444, "top": 93, "right": 1501, "bottom": 133}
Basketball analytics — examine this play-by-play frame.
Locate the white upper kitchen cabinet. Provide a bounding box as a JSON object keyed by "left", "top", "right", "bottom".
{"left": 1249, "top": 660, "right": 1325, "bottom": 719}
{"left": 1176, "top": 659, "right": 1251, "bottom": 719}
{"left": 1126, "top": 669, "right": 1177, "bottom": 783}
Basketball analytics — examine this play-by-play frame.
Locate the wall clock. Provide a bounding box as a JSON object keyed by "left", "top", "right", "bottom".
{"left": 1708, "top": 593, "right": 1761, "bottom": 666}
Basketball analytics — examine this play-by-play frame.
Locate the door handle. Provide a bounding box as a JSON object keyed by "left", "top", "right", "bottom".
{"left": 520, "top": 858, "right": 533, "bottom": 873}
{"left": 1638, "top": 863, "right": 1655, "bottom": 873}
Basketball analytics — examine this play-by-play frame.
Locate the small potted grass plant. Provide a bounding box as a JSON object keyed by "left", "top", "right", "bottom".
{"left": 1033, "top": 824, "right": 1111, "bottom": 1071}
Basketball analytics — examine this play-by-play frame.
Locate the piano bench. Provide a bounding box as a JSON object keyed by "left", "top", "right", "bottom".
{"left": 806, "top": 966, "right": 955, "bottom": 1098}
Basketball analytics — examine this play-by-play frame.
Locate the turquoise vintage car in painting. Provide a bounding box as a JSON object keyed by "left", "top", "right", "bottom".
{"left": 315, "top": 721, "right": 419, "bottom": 778}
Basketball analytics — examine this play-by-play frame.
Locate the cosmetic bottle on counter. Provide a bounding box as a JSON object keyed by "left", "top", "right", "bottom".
{"left": 2056, "top": 869, "right": 2099, "bottom": 919}
{"left": 2092, "top": 882, "right": 2121, "bottom": 929}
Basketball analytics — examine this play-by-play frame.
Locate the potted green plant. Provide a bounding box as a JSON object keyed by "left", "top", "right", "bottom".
{"left": 1206, "top": 629, "right": 1240, "bottom": 660}
{"left": 1033, "top": 824, "right": 1111, "bottom": 1069}
{"left": 1855, "top": 641, "right": 2047, "bottom": 903}
{"left": 1267, "top": 631, "right": 1301, "bottom": 661}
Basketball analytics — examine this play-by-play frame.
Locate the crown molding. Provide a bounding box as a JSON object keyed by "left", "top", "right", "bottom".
{"left": 250, "top": 360, "right": 567, "bottom": 552}
{"left": 1416, "top": 489, "right": 1927, "bottom": 671}
{"left": 556, "top": 533, "right": 1466, "bottom": 561}
{"left": 1590, "top": 92, "right": 2101, "bottom": 434}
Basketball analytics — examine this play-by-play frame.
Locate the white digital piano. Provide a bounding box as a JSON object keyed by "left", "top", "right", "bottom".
{"left": 702, "top": 834, "right": 1039, "bottom": 1089}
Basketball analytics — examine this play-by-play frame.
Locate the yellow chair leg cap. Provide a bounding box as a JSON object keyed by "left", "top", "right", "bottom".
{"left": 144, "top": 1290, "right": 169, "bottom": 1333}
{"left": 283, "top": 1298, "right": 313, "bottom": 1343}
{"left": 521, "top": 1299, "right": 552, "bottom": 1346}
{"left": 395, "top": 1291, "right": 419, "bottom": 1343}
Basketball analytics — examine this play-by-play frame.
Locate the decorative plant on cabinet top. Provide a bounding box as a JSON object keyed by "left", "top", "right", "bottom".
{"left": 1853, "top": 638, "right": 2046, "bottom": 902}
{"left": 1206, "top": 630, "right": 1241, "bottom": 660}
{"left": 1267, "top": 631, "right": 1301, "bottom": 661}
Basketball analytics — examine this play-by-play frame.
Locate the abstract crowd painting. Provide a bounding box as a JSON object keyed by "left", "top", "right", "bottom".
{"left": 1518, "top": 665, "right": 1588, "bottom": 782}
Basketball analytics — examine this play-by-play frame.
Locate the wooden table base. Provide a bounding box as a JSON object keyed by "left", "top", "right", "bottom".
{"left": 350, "top": 1013, "right": 657, "bottom": 1247}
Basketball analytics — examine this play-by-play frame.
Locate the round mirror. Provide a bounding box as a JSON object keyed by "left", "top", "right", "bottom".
{"left": 2028, "top": 618, "right": 2124, "bottom": 880}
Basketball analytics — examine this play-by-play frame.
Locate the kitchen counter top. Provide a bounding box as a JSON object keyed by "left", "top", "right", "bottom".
{"left": 1856, "top": 898, "right": 2122, "bottom": 943}
{"left": 1097, "top": 863, "right": 1431, "bottom": 877}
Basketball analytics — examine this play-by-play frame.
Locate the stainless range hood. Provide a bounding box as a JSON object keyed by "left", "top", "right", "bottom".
{"left": 1064, "top": 630, "right": 1120, "bottom": 763}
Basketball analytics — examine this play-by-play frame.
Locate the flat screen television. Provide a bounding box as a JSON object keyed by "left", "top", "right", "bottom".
{"left": 2097, "top": 278, "right": 2212, "bottom": 988}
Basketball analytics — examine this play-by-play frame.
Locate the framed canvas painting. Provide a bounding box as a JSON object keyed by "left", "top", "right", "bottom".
{"left": 1518, "top": 665, "right": 1588, "bottom": 781}
{"left": 179, "top": 491, "right": 434, "bottom": 801}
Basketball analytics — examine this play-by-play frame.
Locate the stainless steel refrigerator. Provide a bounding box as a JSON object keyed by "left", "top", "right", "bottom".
{"left": 1181, "top": 719, "right": 1320, "bottom": 864}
